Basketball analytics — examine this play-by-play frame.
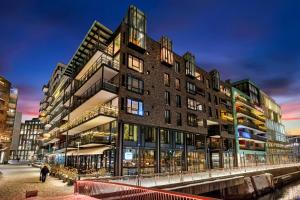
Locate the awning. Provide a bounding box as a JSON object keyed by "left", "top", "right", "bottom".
{"left": 67, "top": 146, "right": 111, "bottom": 156}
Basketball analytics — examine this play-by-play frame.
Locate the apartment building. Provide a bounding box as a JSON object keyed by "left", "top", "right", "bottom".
{"left": 260, "top": 91, "right": 293, "bottom": 164}
{"left": 16, "top": 118, "right": 43, "bottom": 161}
{"left": 39, "top": 5, "right": 234, "bottom": 175}
{"left": 0, "top": 76, "right": 18, "bottom": 163}
{"left": 232, "top": 80, "right": 267, "bottom": 167}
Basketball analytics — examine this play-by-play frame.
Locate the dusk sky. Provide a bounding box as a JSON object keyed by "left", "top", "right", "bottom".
{"left": 0, "top": 0, "right": 299, "bottom": 135}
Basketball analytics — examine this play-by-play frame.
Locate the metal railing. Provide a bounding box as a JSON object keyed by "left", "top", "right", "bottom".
{"left": 74, "top": 180, "right": 211, "bottom": 200}
{"left": 99, "top": 163, "right": 300, "bottom": 188}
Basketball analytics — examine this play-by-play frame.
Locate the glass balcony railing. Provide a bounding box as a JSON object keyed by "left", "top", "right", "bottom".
{"left": 236, "top": 107, "right": 265, "bottom": 122}
{"left": 238, "top": 119, "right": 266, "bottom": 132}
{"left": 60, "top": 104, "right": 118, "bottom": 133}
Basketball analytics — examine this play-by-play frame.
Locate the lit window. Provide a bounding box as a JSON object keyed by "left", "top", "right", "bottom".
{"left": 128, "top": 6, "right": 146, "bottom": 49}
{"left": 187, "top": 113, "right": 198, "bottom": 127}
{"left": 124, "top": 124, "right": 138, "bottom": 142}
{"left": 128, "top": 55, "right": 143, "bottom": 73}
{"left": 184, "top": 52, "right": 195, "bottom": 77}
{"left": 127, "top": 98, "right": 144, "bottom": 116}
{"left": 160, "top": 36, "right": 173, "bottom": 65}
{"left": 187, "top": 98, "right": 203, "bottom": 111}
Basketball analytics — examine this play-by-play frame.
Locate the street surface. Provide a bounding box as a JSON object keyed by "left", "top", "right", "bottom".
{"left": 0, "top": 165, "right": 73, "bottom": 200}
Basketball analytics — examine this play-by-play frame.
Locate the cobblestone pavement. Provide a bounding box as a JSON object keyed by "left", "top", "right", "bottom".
{"left": 0, "top": 165, "right": 73, "bottom": 200}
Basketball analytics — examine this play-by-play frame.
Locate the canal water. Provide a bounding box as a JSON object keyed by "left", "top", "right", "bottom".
{"left": 257, "top": 179, "right": 300, "bottom": 200}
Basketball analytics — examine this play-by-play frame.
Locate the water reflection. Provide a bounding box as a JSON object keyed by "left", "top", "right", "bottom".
{"left": 257, "top": 179, "right": 300, "bottom": 200}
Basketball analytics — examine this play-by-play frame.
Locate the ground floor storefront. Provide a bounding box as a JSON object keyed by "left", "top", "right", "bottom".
{"left": 237, "top": 150, "right": 267, "bottom": 167}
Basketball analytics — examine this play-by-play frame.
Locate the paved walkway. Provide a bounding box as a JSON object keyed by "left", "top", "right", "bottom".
{"left": 0, "top": 165, "right": 73, "bottom": 200}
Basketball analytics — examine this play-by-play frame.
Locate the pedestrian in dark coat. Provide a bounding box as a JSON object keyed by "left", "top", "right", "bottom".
{"left": 40, "top": 165, "right": 49, "bottom": 182}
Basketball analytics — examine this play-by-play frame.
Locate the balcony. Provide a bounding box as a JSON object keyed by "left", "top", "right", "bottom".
{"left": 67, "top": 79, "right": 118, "bottom": 121}
{"left": 237, "top": 119, "right": 266, "bottom": 133}
{"left": 64, "top": 52, "right": 119, "bottom": 105}
{"left": 61, "top": 104, "right": 118, "bottom": 136}
{"left": 236, "top": 107, "right": 265, "bottom": 123}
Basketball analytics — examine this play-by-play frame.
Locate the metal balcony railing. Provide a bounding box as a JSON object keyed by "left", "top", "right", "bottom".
{"left": 64, "top": 54, "right": 119, "bottom": 103}
{"left": 61, "top": 104, "right": 118, "bottom": 133}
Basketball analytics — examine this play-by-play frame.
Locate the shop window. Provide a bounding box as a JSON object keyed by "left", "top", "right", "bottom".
{"left": 128, "top": 54, "right": 144, "bottom": 73}
{"left": 124, "top": 124, "right": 138, "bottom": 142}
{"left": 175, "top": 131, "right": 184, "bottom": 145}
{"left": 127, "top": 98, "right": 144, "bottom": 116}
{"left": 127, "top": 75, "right": 144, "bottom": 94}
{"left": 160, "top": 129, "right": 170, "bottom": 144}
{"left": 144, "top": 127, "right": 156, "bottom": 143}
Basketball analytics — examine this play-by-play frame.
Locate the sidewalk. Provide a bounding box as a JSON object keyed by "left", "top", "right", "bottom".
{"left": 0, "top": 165, "right": 73, "bottom": 200}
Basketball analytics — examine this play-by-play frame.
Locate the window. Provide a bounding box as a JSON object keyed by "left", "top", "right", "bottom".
{"left": 127, "top": 98, "right": 144, "bottom": 116}
{"left": 165, "top": 110, "right": 171, "bottom": 124}
{"left": 128, "top": 54, "right": 144, "bottom": 73}
{"left": 175, "top": 132, "right": 183, "bottom": 145}
{"left": 187, "top": 113, "right": 198, "bottom": 127}
{"left": 208, "top": 93, "right": 211, "bottom": 102}
{"left": 160, "top": 36, "right": 173, "bottom": 65}
{"left": 124, "top": 124, "right": 138, "bottom": 142}
{"left": 160, "top": 129, "right": 169, "bottom": 144}
{"left": 184, "top": 52, "right": 195, "bottom": 77}
{"left": 214, "top": 96, "right": 218, "bottom": 105}
{"left": 144, "top": 127, "right": 156, "bottom": 143}
{"left": 195, "top": 71, "right": 203, "bottom": 81}
{"left": 205, "top": 79, "right": 210, "bottom": 89}
{"left": 186, "top": 134, "right": 195, "bottom": 146}
{"left": 175, "top": 62, "right": 180, "bottom": 73}
{"left": 165, "top": 91, "right": 170, "bottom": 105}
{"left": 128, "top": 6, "right": 146, "bottom": 49}
{"left": 176, "top": 95, "right": 181, "bottom": 108}
{"left": 175, "top": 78, "right": 180, "bottom": 90}
{"left": 187, "top": 98, "right": 203, "bottom": 111}
{"left": 208, "top": 106, "right": 212, "bottom": 117}
{"left": 187, "top": 82, "right": 196, "bottom": 94}
{"left": 164, "top": 73, "right": 170, "bottom": 86}
{"left": 127, "top": 75, "right": 144, "bottom": 94}
{"left": 176, "top": 113, "right": 182, "bottom": 126}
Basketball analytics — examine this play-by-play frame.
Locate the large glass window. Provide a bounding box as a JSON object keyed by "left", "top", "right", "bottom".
{"left": 128, "top": 54, "right": 144, "bottom": 73}
{"left": 128, "top": 6, "right": 146, "bottom": 49}
{"left": 127, "top": 98, "right": 144, "bottom": 116}
{"left": 160, "top": 36, "right": 173, "bottom": 65}
{"left": 127, "top": 75, "right": 144, "bottom": 94}
{"left": 124, "top": 124, "right": 138, "bottom": 142}
{"left": 187, "top": 81, "right": 196, "bottom": 94}
{"left": 144, "top": 127, "right": 156, "bottom": 143}
{"left": 184, "top": 52, "right": 195, "bottom": 77}
{"left": 175, "top": 131, "right": 184, "bottom": 145}
{"left": 160, "top": 129, "right": 170, "bottom": 144}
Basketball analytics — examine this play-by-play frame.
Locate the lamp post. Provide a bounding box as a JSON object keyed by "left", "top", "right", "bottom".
{"left": 76, "top": 142, "right": 81, "bottom": 171}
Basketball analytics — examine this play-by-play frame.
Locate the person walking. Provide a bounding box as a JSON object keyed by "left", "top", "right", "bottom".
{"left": 40, "top": 165, "right": 49, "bottom": 183}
